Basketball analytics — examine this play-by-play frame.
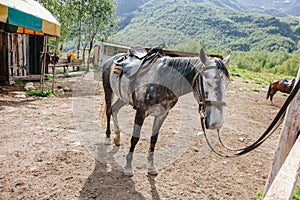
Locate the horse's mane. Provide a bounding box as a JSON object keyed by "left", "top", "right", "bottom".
{"left": 164, "top": 56, "right": 230, "bottom": 80}
{"left": 214, "top": 58, "right": 230, "bottom": 80}
{"left": 163, "top": 57, "right": 203, "bottom": 81}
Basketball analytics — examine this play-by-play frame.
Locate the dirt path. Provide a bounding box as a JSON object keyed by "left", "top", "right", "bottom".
{"left": 0, "top": 71, "right": 288, "bottom": 200}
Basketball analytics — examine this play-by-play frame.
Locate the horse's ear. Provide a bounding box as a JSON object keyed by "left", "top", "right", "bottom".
{"left": 200, "top": 48, "right": 208, "bottom": 65}
{"left": 222, "top": 53, "right": 231, "bottom": 66}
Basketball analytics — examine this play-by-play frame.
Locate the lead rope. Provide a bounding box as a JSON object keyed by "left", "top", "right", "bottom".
{"left": 200, "top": 77, "right": 300, "bottom": 158}
{"left": 201, "top": 109, "right": 285, "bottom": 158}
{"left": 217, "top": 113, "right": 285, "bottom": 152}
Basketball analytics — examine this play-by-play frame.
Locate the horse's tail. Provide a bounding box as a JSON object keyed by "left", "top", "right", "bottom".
{"left": 101, "top": 93, "right": 114, "bottom": 125}
{"left": 266, "top": 82, "right": 271, "bottom": 100}
{"left": 101, "top": 55, "right": 116, "bottom": 125}
{"left": 101, "top": 95, "right": 107, "bottom": 125}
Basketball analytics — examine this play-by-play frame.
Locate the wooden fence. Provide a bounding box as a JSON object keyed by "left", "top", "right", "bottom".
{"left": 263, "top": 66, "right": 300, "bottom": 199}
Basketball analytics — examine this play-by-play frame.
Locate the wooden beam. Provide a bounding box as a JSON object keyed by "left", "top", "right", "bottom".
{"left": 11, "top": 74, "right": 41, "bottom": 81}
{"left": 263, "top": 135, "right": 300, "bottom": 199}
{"left": 51, "top": 37, "right": 59, "bottom": 92}
{"left": 264, "top": 66, "right": 300, "bottom": 199}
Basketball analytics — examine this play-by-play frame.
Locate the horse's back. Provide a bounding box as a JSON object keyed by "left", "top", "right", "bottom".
{"left": 102, "top": 53, "right": 126, "bottom": 81}
{"left": 103, "top": 53, "right": 125, "bottom": 70}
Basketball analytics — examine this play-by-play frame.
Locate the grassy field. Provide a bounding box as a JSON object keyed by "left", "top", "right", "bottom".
{"left": 228, "top": 65, "right": 295, "bottom": 94}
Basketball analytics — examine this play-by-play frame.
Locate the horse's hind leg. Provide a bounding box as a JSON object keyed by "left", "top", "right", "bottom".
{"left": 148, "top": 113, "right": 168, "bottom": 175}
{"left": 111, "top": 98, "right": 126, "bottom": 146}
{"left": 266, "top": 83, "right": 271, "bottom": 101}
{"left": 270, "top": 90, "right": 278, "bottom": 104}
{"left": 124, "top": 109, "right": 146, "bottom": 176}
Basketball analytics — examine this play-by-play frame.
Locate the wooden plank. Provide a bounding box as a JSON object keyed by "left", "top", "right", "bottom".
{"left": 264, "top": 66, "right": 300, "bottom": 198}
{"left": 263, "top": 135, "right": 300, "bottom": 200}
{"left": 48, "top": 60, "right": 83, "bottom": 68}
{"left": 47, "top": 71, "right": 85, "bottom": 78}
{"left": 11, "top": 74, "right": 41, "bottom": 81}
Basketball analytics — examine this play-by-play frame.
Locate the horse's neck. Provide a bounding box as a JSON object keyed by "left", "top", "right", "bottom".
{"left": 167, "top": 57, "right": 200, "bottom": 84}
{"left": 160, "top": 57, "right": 200, "bottom": 96}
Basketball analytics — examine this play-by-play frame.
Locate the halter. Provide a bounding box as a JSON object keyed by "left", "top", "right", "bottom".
{"left": 192, "top": 65, "right": 227, "bottom": 126}
{"left": 193, "top": 66, "right": 300, "bottom": 158}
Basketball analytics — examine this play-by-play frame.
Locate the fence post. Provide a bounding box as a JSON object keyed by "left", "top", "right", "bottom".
{"left": 263, "top": 66, "right": 300, "bottom": 199}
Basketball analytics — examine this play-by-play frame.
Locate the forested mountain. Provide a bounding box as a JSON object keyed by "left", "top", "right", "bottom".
{"left": 232, "top": 0, "right": 300, "bottom": 17}
{"left": 113, "top": 0, "right": 300, "bottom": 52}
{"left": 202, "top": 0, "right": 300, "bottom": 17}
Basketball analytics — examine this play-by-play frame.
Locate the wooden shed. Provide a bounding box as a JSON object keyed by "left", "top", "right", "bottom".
{"left": 0, "top": 0, "right": 60, "bottom": 84}
{"left": 93, "top": 42, "right": 223, "bottom": 69}
{"left": 93, "top": 42, "right": 131, "bottom": 69}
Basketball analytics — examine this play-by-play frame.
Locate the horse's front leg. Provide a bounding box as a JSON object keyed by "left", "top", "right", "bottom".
{"left": 124, "top": 109, "right": 146, "bottom": 176}
{"left": 148, "top": 113, "right": 168, "bottom": 175}
{"left": 111, "top": 98, "right": 126, "bottom": 146}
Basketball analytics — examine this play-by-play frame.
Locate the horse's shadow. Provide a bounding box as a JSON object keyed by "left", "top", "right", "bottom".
{"left": 147, "top": 174, "right": 160, "bottom": 200}
{"left": 79, "top": 143, "right": 147, "bottom": 200}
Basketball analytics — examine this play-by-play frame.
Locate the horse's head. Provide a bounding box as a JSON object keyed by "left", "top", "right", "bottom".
{"left": 41, "top": 53, "right": 59, "bottom": 65}
{"left": 51, "top": 54, "right": 59, "bottom": 64}
{"left": 194, "top": 49, "right": 230, "bottom": 130}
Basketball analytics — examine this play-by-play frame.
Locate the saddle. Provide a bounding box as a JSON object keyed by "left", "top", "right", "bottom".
{"left": 113, "top": 46, "right": 165, "bottom": 78}
{"left": 280, "top": 78, "right": 295, "bottom": 88}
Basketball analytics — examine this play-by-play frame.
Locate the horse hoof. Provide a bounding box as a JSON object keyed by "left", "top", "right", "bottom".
{"left": 114, "top": 138, "right": 120, "bottom": 146}
{"left": 104, "top": 137, "right": 111, "bottom": 145}
{"left": 148, "top": 168, "right": 158, "bottom": 176}
{"left": 124, "top": 168, "right": 133, "bottom": 176}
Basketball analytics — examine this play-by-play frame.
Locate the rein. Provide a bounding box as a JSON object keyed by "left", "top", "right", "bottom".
{"left": 199, "top": 77, "right": 300, "bottom": 158}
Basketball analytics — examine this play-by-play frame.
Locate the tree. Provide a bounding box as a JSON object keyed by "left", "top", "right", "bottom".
{"left": 80, "top": 0, "right": 116, "bottom": 70}
{"left": 174, "top": 41, "right": 202, "bottom": 53}
{"left": 37, "top": 0, "right": 76, "bottom": 53}
{"left": 38, "top": 0, "right": 117, "bottom": 63}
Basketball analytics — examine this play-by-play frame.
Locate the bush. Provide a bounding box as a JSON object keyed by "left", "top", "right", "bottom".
{"left": 26, "top": 89, "right": 54, "bottom": 97}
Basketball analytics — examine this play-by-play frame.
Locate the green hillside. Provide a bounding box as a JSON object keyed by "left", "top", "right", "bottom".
{"left": 113, "top": 0, "right": 300, "bottom": 53}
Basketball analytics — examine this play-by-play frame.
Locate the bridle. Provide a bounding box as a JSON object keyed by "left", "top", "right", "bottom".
{"left": 193, "top": 65, "right": 300, "bottom": 158}
{"left": 192, "top": 65, "right": 227, "bottom": 118}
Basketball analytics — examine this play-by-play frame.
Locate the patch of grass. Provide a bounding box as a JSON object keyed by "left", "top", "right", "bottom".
{"left": 15, "top": 80, "right": 25, "bottom": 86}
{"left": 256, "top": 186, "right": 300, "bottom": 200}
{"left": 294, "top": 186, "right": 300, "bottom": 200}
{"left": 251, "top": 88, "right": 260, "bottom": 92}
{"left": 26, "top": 89, "right": 54, "bottom": 97}
{"left": 244, "top": 74, "right": 254, "bottom": 80}
{"left": 254, "top": 79, "right": 263, "bottom": 85}
{"left": 231, "top": 72, "right": 241, "bottom": 77}
{"left": 257, "top": 191, "right": 263, "bottom": 200}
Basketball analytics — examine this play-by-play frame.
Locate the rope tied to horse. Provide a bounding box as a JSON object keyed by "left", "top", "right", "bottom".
{"left": 200, "top": 77, "right": 300, "bottom": 158}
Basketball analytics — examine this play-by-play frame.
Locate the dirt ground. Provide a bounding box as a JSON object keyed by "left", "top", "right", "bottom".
{"left": 0, "top": 69, "right": 290, "bottom": 200}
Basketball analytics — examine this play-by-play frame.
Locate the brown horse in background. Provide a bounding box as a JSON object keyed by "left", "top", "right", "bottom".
{"left": 41, "top": 52, "right": 59, "bottom": 65}
{"left": 266, "top": 78, "right": 295, "bottom": 103}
